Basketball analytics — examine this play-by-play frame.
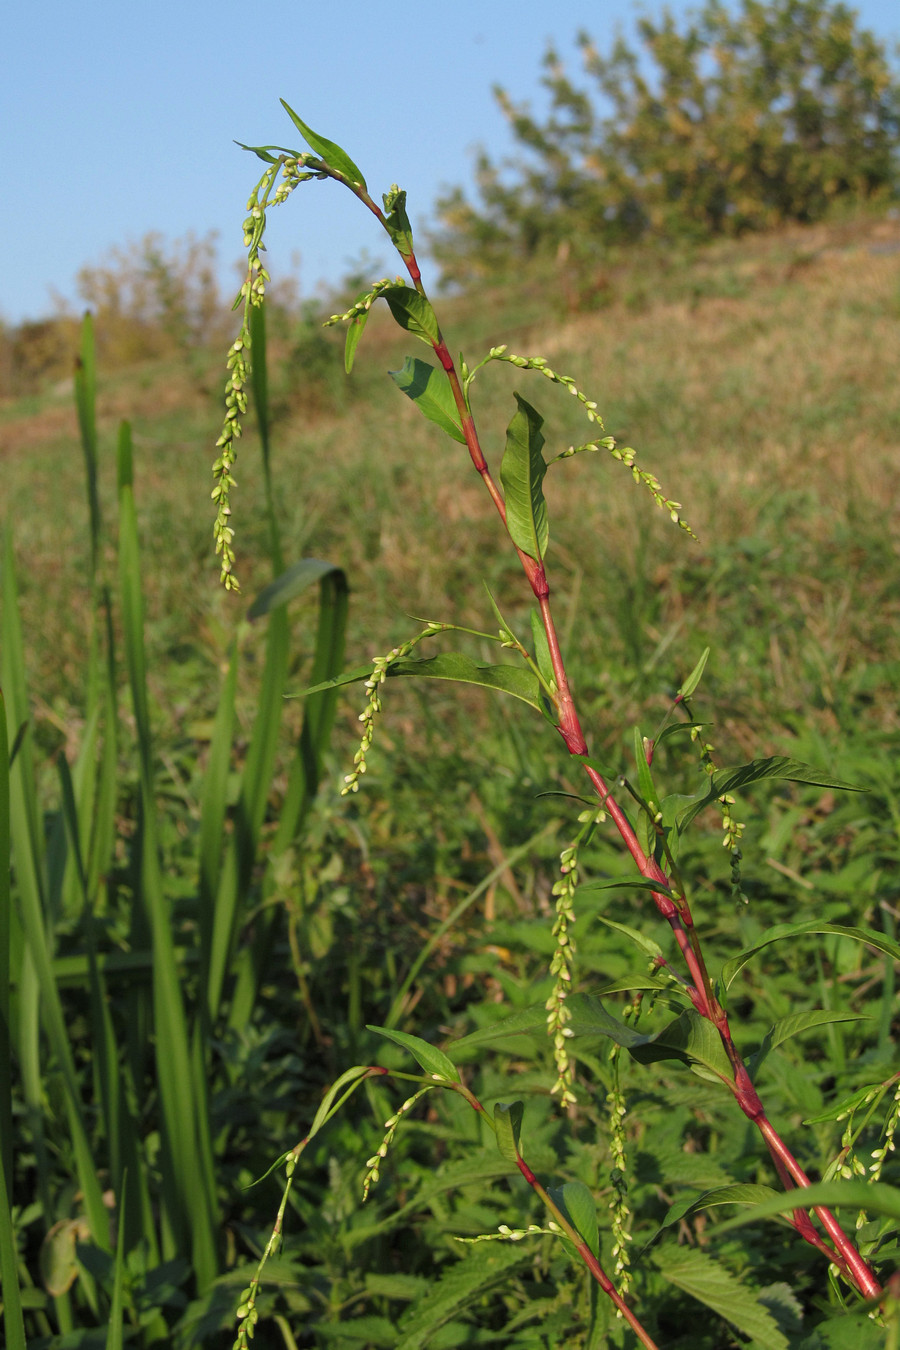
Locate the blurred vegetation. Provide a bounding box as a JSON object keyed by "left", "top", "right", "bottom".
{"left": 432, "top": 0, "right": 900, "bottom": 288}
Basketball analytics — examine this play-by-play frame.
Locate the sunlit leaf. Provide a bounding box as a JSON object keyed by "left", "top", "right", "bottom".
{"left": 368, "top": 1026, "right": 460, "bottom": 1082}
{"left": 493, "top": 1101, "right": 524, "bottom": 1162}
{"left": 383, "top": 285, "right": 440, "bottom": 344}
{"left": 675, "top": 756, "right": 863, "bottom": 831}
{"left": 555, "top": 1181, "right": 600, "bottom": 1257}
{"left": 723, "top": 921, "right": 900, "bottom": 989}
{"left": 390, "top": 356, "right": 466, "bottom": 443}
{"left": 279, "top": 101, "right": 367, "bottom": 188}
{"left": 500, "top": 394, "right": 549, "bottom": 560}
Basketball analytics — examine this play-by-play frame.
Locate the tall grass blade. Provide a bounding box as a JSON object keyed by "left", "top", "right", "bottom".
{"left": 104, "top": 1186, "right": 127, "bottom": 1350}
{"left": 0, "top": 691, "right": 26, "bottom": 1350}
{"left": 198, "top": 641, "right": 238, "bottom": 999}
{"left": 2, "top": 535, "right": 110, "bottom": 1271}
{"left": 249, "top": 302, "right": 282, "bottom": 571}
{"left": 74, "top": 312, "right": 102, "bottom": 581}
{"left": 0, "top": 691, "right": 12, "bottom": 1211}
{"left": 116, "top": 422, "right": 219, "bottom": 1288}
{"left": 274, "top": 566, "right": 348, "bottom": 848}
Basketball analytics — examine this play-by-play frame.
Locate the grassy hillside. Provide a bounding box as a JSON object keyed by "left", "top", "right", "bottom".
{"left": 5, "top": 210, "right": 899, "bottom": 753}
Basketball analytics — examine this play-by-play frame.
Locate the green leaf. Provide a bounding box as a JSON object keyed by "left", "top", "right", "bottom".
{"left": 652, "top": 1244, "right": 789, "bottom": 1350}
{"left": 383, "top": 285, "right": 440, "bottom": 344}
{"left": 500, "top": 394, "right": 549, "bottom": 560}
{"left": 676, "top": 756, "right": 863, "bottom": 831}
{"left": 308, "top": 1065, "right": 375, "bottom": 1142}
{"left": 235, "top": 140, "right": 299, "bottom": 164}
{"left": 246, "top": 558, "right": 346, "bottom": 621}
{"left": 390, "top": 356, "right": 466, "bottom": 444}
{"left": 626, "top": 1010, "right": 733, "bottom": 1084}
{"left": 750, "top": 1010, "right": 866, "bottom": 1078}
{"left": 451, "top": 996, "right": 732, "bottom": 1082}
{"left": 529, "top": 609, "right": 555, "bottom": 689}
{"left": 633, "top": 726, "right": 659, "bottom": 809}
{"left": 576, "top": 878, "right": 677, "bottom": 901}
{"left": 493, "top": 1101, "right": 524, "bottom": 1162}
{"left": 279, "top": 101, "right": 367, "bottom": 188}
{"left": 388, "top": 652, "right": 544, "bottom": 711}
{"left": 368, "top": 1026, "right": 460, "bottom": 1082}
{"left": 594, "top": 915, "right": 667, "bottom": 960}
{"left": 557, "top": 1180, "right": 600, "bottom": 1257}
{"left": 794, "top": 1310, "right": 886, "bottom": 1348}
{"left": 382, "top": 184, "right": 414, "bottom": 256}
{"left": 660, "top": 1184, "right": 782, "bottom": 1232}
{"left": 722, "top": 920, "right": 900, "bottom": 989}
{"left": 396, "top": 1245, "right": 528, "bottom": 1350}
{"left": 678, "top": 647, "right": 711, "bottom": 700}
{"left": 708, "top": 1180, "right": 900, "bottom": 1233}
{"left": 803, "top": 1082, "right": 884, "bottom": 1126}
{"left": 344, "top": 306, "right": 369, "bottom": 373}
{"left": 483, "top": 583, "right": 520, "bottom": 646}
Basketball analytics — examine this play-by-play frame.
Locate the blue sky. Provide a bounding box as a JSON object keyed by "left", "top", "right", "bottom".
{"left": 4, "top": 0, "right": 898, "bottom": 326}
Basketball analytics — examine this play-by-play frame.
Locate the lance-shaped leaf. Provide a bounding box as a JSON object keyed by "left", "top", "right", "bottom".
{"left": 345, "top": 308, "right": 369, "bottom": 373}
{"left": 296, "top": 651, "right": 545, "bottom": 712}
{"left": 493, "top": 1101, "right": 524, "bottom": 1162}
{"left": 368, "top": 1026, "right": 460, "bottom": 1082}
{"left": 235, "top": 140, "right": 301, "bottom": 164}
{"left": 246, "top": 558, "right": 346, "bottom": 620}
{"left": 749, "top": 1010, "right": 866, "bottom": 1079}
{"left": 674, "top": 756, "right": 864, "bottom": 832}
{"left": 709, "top": 1179, "right": 900, "bottom": 1233}
{"left": 450, "top": 996, "right": 733, "bottom": 1083}
{"left": 529, "top": 609, "right": 556, "bottom": 690}
{"left": 660, "top": 1184, "right": 782, "bottom": 1233}
{"left": 500, "top": 395, "right": 549, "bottom": 560}
{"left": 722, "top": 920, "right": 900, "bottom": 989}
{"left": 383, "top": 285, "right": 440, "bottom": 344}
{"left": 678, "top": 646, "right": 711, "bottom": 700}
{"left": 279, "top": 101, "right": 368, "bottom": 188}
{"left": 387, "top": 653, "right": 544, "bottom": 711}
{"left": 383, "top": 184, "right": 415, "bottom": 257}
{"left": 390, "top": 357, "right": 466, "bottom": 444}
{"left": 552, "top": 1181, "right": 600, "bottom": 1258}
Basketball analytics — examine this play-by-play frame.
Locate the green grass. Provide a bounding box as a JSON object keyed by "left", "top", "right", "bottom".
{"left": 2, "top": 209, "right": 900, "bottom": 1346}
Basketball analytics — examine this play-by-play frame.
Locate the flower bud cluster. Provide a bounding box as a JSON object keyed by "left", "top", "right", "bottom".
{"left": 490, "top": 347, "right": 607, "bottom": 430}
{"left": 212, "top": 334, "right": 249, "bottom": 588}
{"left": 342, "top": 625, "right": 443, "bottom": 795}
{"left": 363, "top": 1086, "right": 433, "bottom": 1200}
{"left": 690, "top": 722, "right": 748, "bottom": 902}
{"left": 606, "top": 1052, "right": 633, "bottom": 1297}
{"left": 214, "top": 161, "right": 298, "bottom": 588}
{"left": 456, "top": 1223, "right": 554, "bottom": 1245}
{"left": 869, "top": 1078, "right": 900, "bottom": 1184}
{"left": 325, "top": 277, "right": 402, "bottom": 328}
{"left": 546, "top": 808, "right": 606, "bottom": 1106}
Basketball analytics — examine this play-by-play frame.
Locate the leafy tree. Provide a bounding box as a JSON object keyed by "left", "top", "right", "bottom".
{"left": 432, "top": 0, "right": 900, "bottom": 284}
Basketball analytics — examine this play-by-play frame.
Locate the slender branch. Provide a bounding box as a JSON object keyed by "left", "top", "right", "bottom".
{"left": 511, "top": 1153, "right": 659, "bottom": 1348}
